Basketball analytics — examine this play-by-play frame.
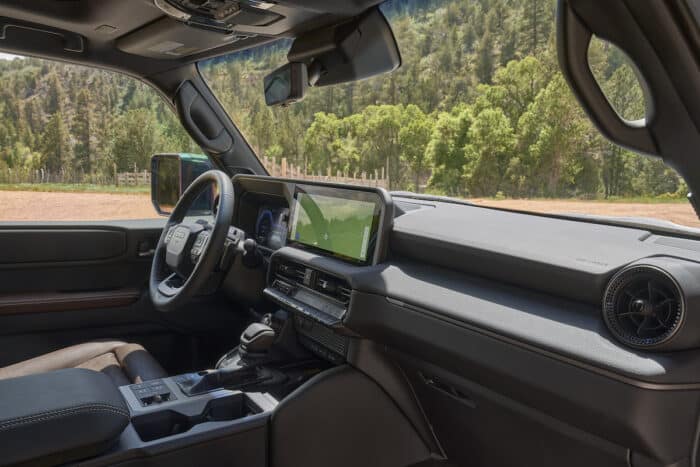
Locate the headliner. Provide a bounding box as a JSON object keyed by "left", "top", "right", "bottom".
{"left": 0, "top": 0, "right": 383, "bottom": 78}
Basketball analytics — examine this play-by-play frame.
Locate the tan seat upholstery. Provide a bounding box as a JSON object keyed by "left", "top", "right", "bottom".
{"left": 0, "top": 341, "right": 167, "bottom": 386}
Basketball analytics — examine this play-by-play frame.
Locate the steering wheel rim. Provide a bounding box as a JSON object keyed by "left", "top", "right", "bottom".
{"left": 149, "top": 170, "right": 234, "bottom": 311}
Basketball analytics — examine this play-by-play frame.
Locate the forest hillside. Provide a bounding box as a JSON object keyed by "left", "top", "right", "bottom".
{"left": 0, "top": 0, "right": 685, "bottom": 200}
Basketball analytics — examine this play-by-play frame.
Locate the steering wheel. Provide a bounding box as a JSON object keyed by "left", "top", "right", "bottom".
{"left": 150, "top": 170, "right": 234, "bottom": 311}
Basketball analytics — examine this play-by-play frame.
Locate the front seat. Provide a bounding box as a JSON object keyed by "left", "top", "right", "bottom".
{"left": 0, "top": 341, "right": 167, "bottom": 386}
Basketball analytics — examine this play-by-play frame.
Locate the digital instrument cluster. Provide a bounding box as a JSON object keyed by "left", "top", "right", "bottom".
{"left": 255, "top": 206, "right": 289, "bottom": 250}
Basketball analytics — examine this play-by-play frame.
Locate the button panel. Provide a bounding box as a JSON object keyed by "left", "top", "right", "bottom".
{"left": 130, "top": 379, "right": 176, "bottom": 407}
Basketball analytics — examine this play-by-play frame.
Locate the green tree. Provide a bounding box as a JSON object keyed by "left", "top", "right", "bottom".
{"left": 475, "top": 19, "right": 496, "bottom": 84}
{"left": 519, "top": 0, "right": 554, "bottom": 55}
{"left": 44, "top": 72, "right": 64, "bottom": 115}
{"left": 427, "top": 108, "right": 473, "bottom": 196}
{"left": 463, "top": 108, "right": 515, "bottom": 196}
{"left": 72, "top": 89, "right": 92, "bottom": 174}
{"left": 516, "top": 74, "right": 595, "bottom": 197}
{"left": 398, "top": 105, "right": 433, "bottom": 192}
{"left": 40, "top": 112, "right": 72, "bottom": 173}
{"left": 110, "top": 109, "right": 161, "bottom": 171}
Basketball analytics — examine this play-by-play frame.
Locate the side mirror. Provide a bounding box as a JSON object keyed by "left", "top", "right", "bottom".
{"left": 151, "top": 153, "right": 214, "bottom": 216}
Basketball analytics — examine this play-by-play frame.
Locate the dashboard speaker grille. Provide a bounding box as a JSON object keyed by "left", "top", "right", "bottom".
{"left": 603, "top": 265, "right": 684, "bottom": 349}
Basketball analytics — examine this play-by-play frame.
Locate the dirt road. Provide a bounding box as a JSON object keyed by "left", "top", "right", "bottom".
{"left": 0, "top": 191, "right": 158, "bottom": 221}
{"left": 471, "top": 198, "right": 700, "bottom": 228}
{"left": 0, "top": 191, "right": 698, "bottom": 228}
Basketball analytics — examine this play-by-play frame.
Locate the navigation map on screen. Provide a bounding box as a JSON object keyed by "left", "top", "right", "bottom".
{"left": 289, "top": 189, "right": 380, "bottom": 263}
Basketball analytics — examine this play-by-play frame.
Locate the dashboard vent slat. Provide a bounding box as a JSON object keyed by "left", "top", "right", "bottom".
{"left": 273, "top": 260, "right": 352, "bottom": 306}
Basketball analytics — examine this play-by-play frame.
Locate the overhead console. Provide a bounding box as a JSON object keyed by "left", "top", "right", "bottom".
{"left": 155, "top": 0, "right": 283, "bottom": 34}
{"left": 117, "top": 1, "right": 316, "bottom": 59}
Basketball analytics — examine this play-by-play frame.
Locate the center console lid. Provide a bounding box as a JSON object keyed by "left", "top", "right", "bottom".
{"left": 0, "top": 368, "right": 129, "bottom": 466}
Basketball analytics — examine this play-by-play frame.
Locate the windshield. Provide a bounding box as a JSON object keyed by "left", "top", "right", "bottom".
{"left": 199, "top": 0, "right": 699, "bottom": 229}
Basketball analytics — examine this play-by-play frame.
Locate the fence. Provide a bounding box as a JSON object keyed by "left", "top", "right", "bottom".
{"left": 261, "top": 157, "right": 388, "bottom": 189}
{"left": 0, "top": 167, "right": 115, "bottom": 185}
{"left": 0, "top": 158, "right": 388, "bottom": 189}
{"left": 116, "top": 170, "right": 150, "bottom": 186}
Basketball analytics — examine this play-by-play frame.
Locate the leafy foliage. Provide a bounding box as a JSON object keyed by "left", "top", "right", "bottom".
{"left": 0, "top": 58, "right": 198, "bottom": 182}
{"left": 199, "top": 0, "right": 681, "bottom": 199}
{"left": 0, "top": 0, "right": 683, "bottom": 200}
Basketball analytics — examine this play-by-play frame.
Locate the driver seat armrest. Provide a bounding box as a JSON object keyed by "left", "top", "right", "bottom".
{"left": 0, "top": 368, "right": 130, "bottom": 466}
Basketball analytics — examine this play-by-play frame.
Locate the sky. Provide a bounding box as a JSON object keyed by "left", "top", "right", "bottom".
{"left": 0, "top": 53, "right": 18, "bottom": 60}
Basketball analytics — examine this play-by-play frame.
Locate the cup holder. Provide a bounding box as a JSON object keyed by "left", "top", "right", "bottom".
{"left": 132, "top": 410, "right": 193, "bottom": 442}
{"left": 132, "top": 393, "right": 261, "bottom": 442}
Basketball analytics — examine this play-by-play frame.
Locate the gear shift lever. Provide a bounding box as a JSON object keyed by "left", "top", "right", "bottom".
{"left": 239, "top": 322, "right": 275, "bottom": 364}
{"left": 175, "top": 322, "right": 279, "bottom": 396}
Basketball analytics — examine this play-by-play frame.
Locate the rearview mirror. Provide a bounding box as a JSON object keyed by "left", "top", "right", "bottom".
{"left": 151, "top": 153, "right": 214, "bottom": 215}
{"left": 263, "top": 7, "right": 401, "bottom": 106}
{"left": 264, "top": 62, "right": 308, "bottom": 106}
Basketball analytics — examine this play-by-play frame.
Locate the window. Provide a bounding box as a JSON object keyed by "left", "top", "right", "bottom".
{"left": 0, "top": 54, "right": 199, "bottom": 221}
{"left": 199, "top": 0, "right": 697, "bottom": 229}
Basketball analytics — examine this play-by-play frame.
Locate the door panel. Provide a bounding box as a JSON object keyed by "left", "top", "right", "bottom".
{"left": 0, "top": 228, "right": 126, "bottom": 264}
{"left": 0, "top": 220, "right": 162, "bottom": 294}
{"left": 0, "top": 219, "right": 246, "bottom": 375}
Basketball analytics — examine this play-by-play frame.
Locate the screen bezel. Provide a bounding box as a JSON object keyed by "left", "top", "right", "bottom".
{"left": 287, "top": 184, "right": 384, "bottom": 266}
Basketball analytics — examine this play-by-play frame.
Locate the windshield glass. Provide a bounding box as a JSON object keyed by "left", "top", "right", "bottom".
{"left": 199, "top": 0, "right": 698, "bottom": 229}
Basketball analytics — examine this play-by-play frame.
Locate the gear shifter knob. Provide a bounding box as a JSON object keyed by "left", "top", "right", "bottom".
{"left": 240, "top": 322, "right": 275, "bottom": 354}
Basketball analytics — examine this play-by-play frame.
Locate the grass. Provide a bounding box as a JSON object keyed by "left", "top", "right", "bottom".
{"left": 0, "top": 184, "right": 688, "bottom": 204}
{"left": 0, "top": 183, "right": 150, "bottom": 194}
{"left": 475, "top": 195, "right": 688, "bottom": 204}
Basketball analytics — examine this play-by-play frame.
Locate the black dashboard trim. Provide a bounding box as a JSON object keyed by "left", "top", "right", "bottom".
{"left": 383, "top": 295, "right": 700, "bottom": 391}
{"left": 347, "top": 291, "right": 700, "bottom": 463}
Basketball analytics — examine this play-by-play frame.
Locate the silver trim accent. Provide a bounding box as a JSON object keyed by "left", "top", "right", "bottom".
{"left": 247, "top": 0, "right": 276, "bottom": 10}
{"left": 154, "top": 0, "right": 191, "bottom": 21}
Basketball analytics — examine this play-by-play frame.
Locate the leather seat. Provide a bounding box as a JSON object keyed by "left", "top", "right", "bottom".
{"left": 0, "top": 341, "right": 167, "bottom": 386}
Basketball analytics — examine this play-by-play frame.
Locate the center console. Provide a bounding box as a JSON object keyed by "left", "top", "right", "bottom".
{"left": 264, "top": 258, "right": 352, "bottom": 363}
{"left": 121, "top": 376, "right": 276, "bottom": 444}
{"left": 230, "top": 175, "right": 394, "bottom": 369}
{"left": 74, "top": 314, "right": 329, "bottom": 467}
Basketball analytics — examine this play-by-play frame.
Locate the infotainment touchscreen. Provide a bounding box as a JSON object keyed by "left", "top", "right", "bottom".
{"left": 288, "top": 185, "right": 383, "bottom": 264}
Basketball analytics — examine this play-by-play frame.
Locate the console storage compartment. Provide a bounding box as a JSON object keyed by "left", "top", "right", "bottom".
{"left": 0, "top": 368, "right": 130, "bottom": 466}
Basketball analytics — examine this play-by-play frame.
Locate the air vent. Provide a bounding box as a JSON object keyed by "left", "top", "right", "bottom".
{"left": 338, "top": 286, "right": 352, "bottom": 303}
{"left": 275, "top": 261, "right": 306, "bottom": 282}
{"left": 272, "top": 260, "right": 352, "bottom": 305}
{"left": 603, "top": 265, "right": 685, "bottom": 349}
{"left": 314, "top": 272, "right": 352, "bottom": 304}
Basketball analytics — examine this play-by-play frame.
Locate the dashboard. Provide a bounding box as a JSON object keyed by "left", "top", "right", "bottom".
{"left": 226, "top": 174, "right": 700, "bottom": 466}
